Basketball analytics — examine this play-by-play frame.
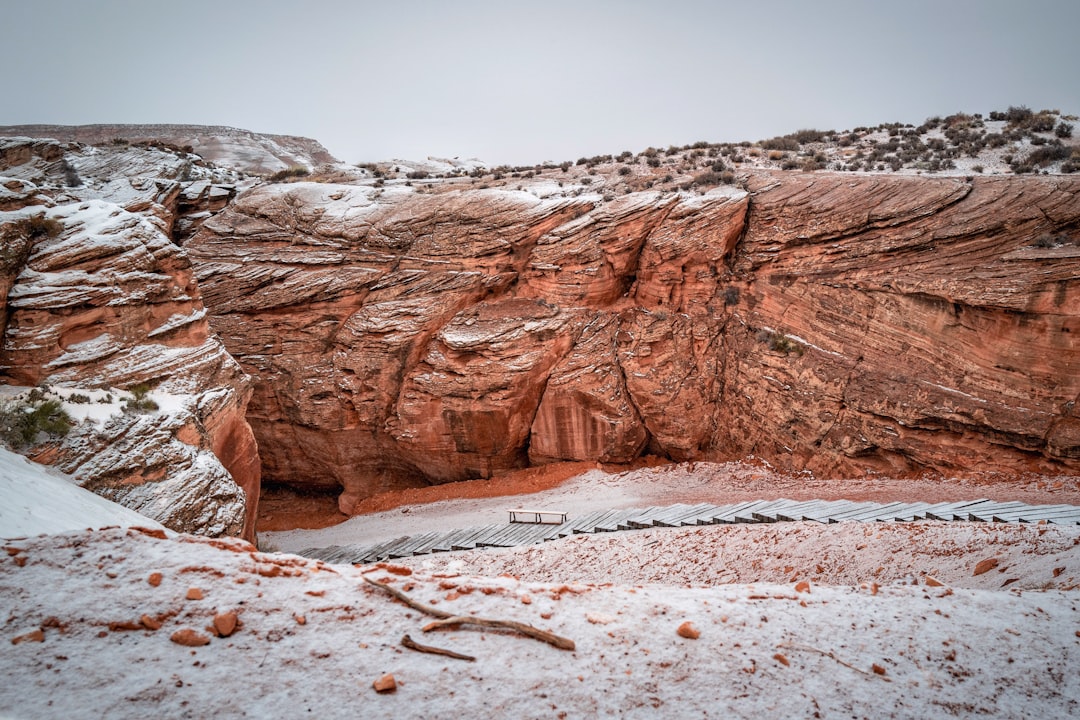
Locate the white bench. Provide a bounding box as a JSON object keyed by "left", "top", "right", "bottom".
{"left": 508, "top": 509, "right": 568, "bottom": 525}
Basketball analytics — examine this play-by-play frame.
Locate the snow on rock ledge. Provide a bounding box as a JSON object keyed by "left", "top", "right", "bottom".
{"left": 0, "top": 198, "right": 259, "bottom": 539}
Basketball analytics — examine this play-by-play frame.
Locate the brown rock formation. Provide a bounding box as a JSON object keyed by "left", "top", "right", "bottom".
{"left": 0, "top": 170, "right": 260, "bottom": 538}
{"left": 186, "top": 171, "right": 1079, "bottom": 513}
{"left": 721, "top": 173, "right": 1080, "bottom": 475}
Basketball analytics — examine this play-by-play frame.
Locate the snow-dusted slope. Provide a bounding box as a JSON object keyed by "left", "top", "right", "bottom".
{"left": 1, "top": 528, "right": 1078, "bottom": 718}
{"left": 0, "top": 447, "right": 163, "bottom": 538}
{"left": 0, "top": 124, "right": 338, "bottom": 175}
{"left": 0, "top": 143, "right": 260, "bottom": 539}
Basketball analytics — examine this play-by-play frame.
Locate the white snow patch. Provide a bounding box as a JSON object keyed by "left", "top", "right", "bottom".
{"left": 0, "top": 447, "right": 163, "bottom": 538}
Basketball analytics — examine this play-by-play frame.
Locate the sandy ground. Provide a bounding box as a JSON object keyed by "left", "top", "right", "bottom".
{"left": 2, "top": 527, "right": 1079, "bottom": 719}
{"left": 262, "top": 461, "right": 1080, "bottom": 553}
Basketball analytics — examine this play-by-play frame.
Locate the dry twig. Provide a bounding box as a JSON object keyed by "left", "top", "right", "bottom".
{"left": 363, "top": 573, "right": 575, "bottom": 651}
{"left": 362, "top": 574, "right": 453, "bottom": 618}
{"left": 422, "top": 616, "right": 576, "bottom": 651}
{"left": 778, "top": 642, "right": 892, "bottom": 682}
{"left": 401, "top": 634, "right": 475, "bottom": 662}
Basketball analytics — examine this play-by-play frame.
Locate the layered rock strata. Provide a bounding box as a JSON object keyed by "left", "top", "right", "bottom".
{"left": 189, "top": 172, "right": 1079, "bottom": 513}
{"left": 0, "top": 141, "right": 260, "bottom": 538}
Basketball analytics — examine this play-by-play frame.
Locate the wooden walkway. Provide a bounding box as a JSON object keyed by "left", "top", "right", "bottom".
{"left": 298, "top": 499, "right": 1080, "bottom": 565}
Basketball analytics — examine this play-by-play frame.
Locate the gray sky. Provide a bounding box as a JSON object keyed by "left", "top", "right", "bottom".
{"left": 4, "top": 0, "right": 1078, "bottom": 165}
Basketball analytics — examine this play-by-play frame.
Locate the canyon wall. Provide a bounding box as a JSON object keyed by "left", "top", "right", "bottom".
{"left": 188, "top": 172, "right": 1080, "bottom": 513}
{"left": 0, "top": 138, "right": 260, "bottom": 538}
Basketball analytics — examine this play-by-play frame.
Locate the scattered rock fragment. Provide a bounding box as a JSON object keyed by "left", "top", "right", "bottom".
{"left": 148, "top": 573, "right": 162, "bottom": 587}
{"left": 676, "top": 621, "right": 700, "bottom": 639}
{"left": 140, "top": 615, "right": 162, "bottom": 631}
{"left": 294, "top": 614, "right": 307, "bottom": 626}
{"left": 186, "top": 587, "right": 204, "bottom": 600}
{"left": 378, "top": 564, "right": 412, "bottom": 576}
{"left": 372, "top": 673, "right": 397, "bottom": 693}
{"left": 170, "top": 628, "right": 211, "bottom": 647}
{"left": 973, "top": 558, "right": 999, "bottom": 576}
{"left": 11, "top": 629, "right": 44, "bottom": 645}
{"left": 924, "top": 576, "right": 944, "bottom": 587}
{"left": 130, "top": 527, "right": 168, "bottom": 540}
{"left": 773, "top": 653, "right": 790, "bottom": 667}
{"left": 871, "top": 663, "right": 887, "bottom": 676}
{"left": 586, "top": 613, "right": 615, "bottom": 625}
{"left": 795, "top": 580, "right": 811, "bottom": 593}
{"left": 213, "top": 611, "right": 238, "bottom": 637}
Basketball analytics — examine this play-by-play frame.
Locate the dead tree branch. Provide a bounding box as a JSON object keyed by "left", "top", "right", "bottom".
{"left": 401, "top": 634, "right": 475, "bottom": 662}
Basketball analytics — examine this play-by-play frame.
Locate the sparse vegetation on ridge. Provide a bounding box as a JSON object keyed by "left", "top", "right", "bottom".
{"left": 0, "top": 395, "right": 73, "bottom": 450}
{"left": 122, "top": 383, "right": 159, "bottom": 414}
{"left": 267, "top": 165, "right": 311, "bottom": 182}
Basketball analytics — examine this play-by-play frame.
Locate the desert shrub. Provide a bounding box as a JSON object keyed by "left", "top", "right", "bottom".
{"left": 723, "top": 286, "right": 740, "bottom": 306}
{"left": 1003, "top": 105, "right": 1033, "bottom": 124}
{"left": 268, "top": 166, "right": 310, "bottom": 182}
{"left": 789, "top": 128, "right": 830, "bottom": 144}
{"left": 646, "top": 157, "right": 661, "bottom": 168}
{"left": 406, "top": 170, "right": 429, "bottom": 180}
{"left": 760, "top": 136, "right": 800, "bottom": 151}
{"left": 60, "top": 159, "right": 82, "bottom": 187}
{"left": 1026, "top": 144, "right": 1070, "bottom": 167}
{"left": 1034, "top": 234, "right": 1060, "bottom": 248}
{"left": 123, "top": 383, "right": 159, "bottom": 414}
{"left": 25, "top": 214, "right": 65, "bottom": 239}
{"left": 67, "top": 393, "right": 91, "bottom": 404}
{"left": 767, "top": 150, "right": 784, "bottom": 161}
{"left": 1028, "top": 114, "right": 1056, "bottom": 133}
{"left": 1062, "top": 161, "right": 1077, "bottom": 173}
{"left": 618, "top": 166, "right": 632, "bottom": 176}
{"left": 1055, "top": 122, "right": 1074, "bottom": 139}
{"left": 972, "top": 165, "right": 984, "bottom": 173}
{"left": 763, "top": 331, "right": 803, "bottom": 356}
{"left": 0, "top": 397, "right": 73, "bottom": 449}
{"left": 943, "top": 113, "right": 976, "bottom": 129}
{"left": 689, "top": 170, "right": 725, "bottom": 187}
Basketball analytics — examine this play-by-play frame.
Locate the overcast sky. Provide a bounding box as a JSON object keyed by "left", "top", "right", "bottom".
{"left": 4, "top": 0, "right": 1078, "bottom": 165}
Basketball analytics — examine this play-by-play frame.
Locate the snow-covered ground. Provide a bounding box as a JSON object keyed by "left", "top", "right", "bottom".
{"left": 1, "top": 524, "right": 1078, "bottom": 718}
{"left": 262, "top": 461, "right": 1080, "bottom": 554}
{"left": 0, "top": 448, "right": 162, "bottom": 538}
{"left": 0, "top": 453, "right": 1077, "bottom": 717}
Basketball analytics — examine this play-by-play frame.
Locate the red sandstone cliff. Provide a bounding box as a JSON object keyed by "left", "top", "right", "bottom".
{"left": 0, "top": 138, "right": 260, "bottom": 538}
{"left": 187, "top": 172, "right": 1080, "bottom": 513}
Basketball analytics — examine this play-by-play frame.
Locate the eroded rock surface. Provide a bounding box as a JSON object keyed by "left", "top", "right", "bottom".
{"left": 0, "top": 124, "right": 337, "bottom": 175}
{"left": 190, "top": 171, "right": 1080, "bottom": 512}
{"left": 0, "top": 143, "right": 260, "bottom": 538}
{"left": 721, "top": 173, "right": 1080, "bottom": 476}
